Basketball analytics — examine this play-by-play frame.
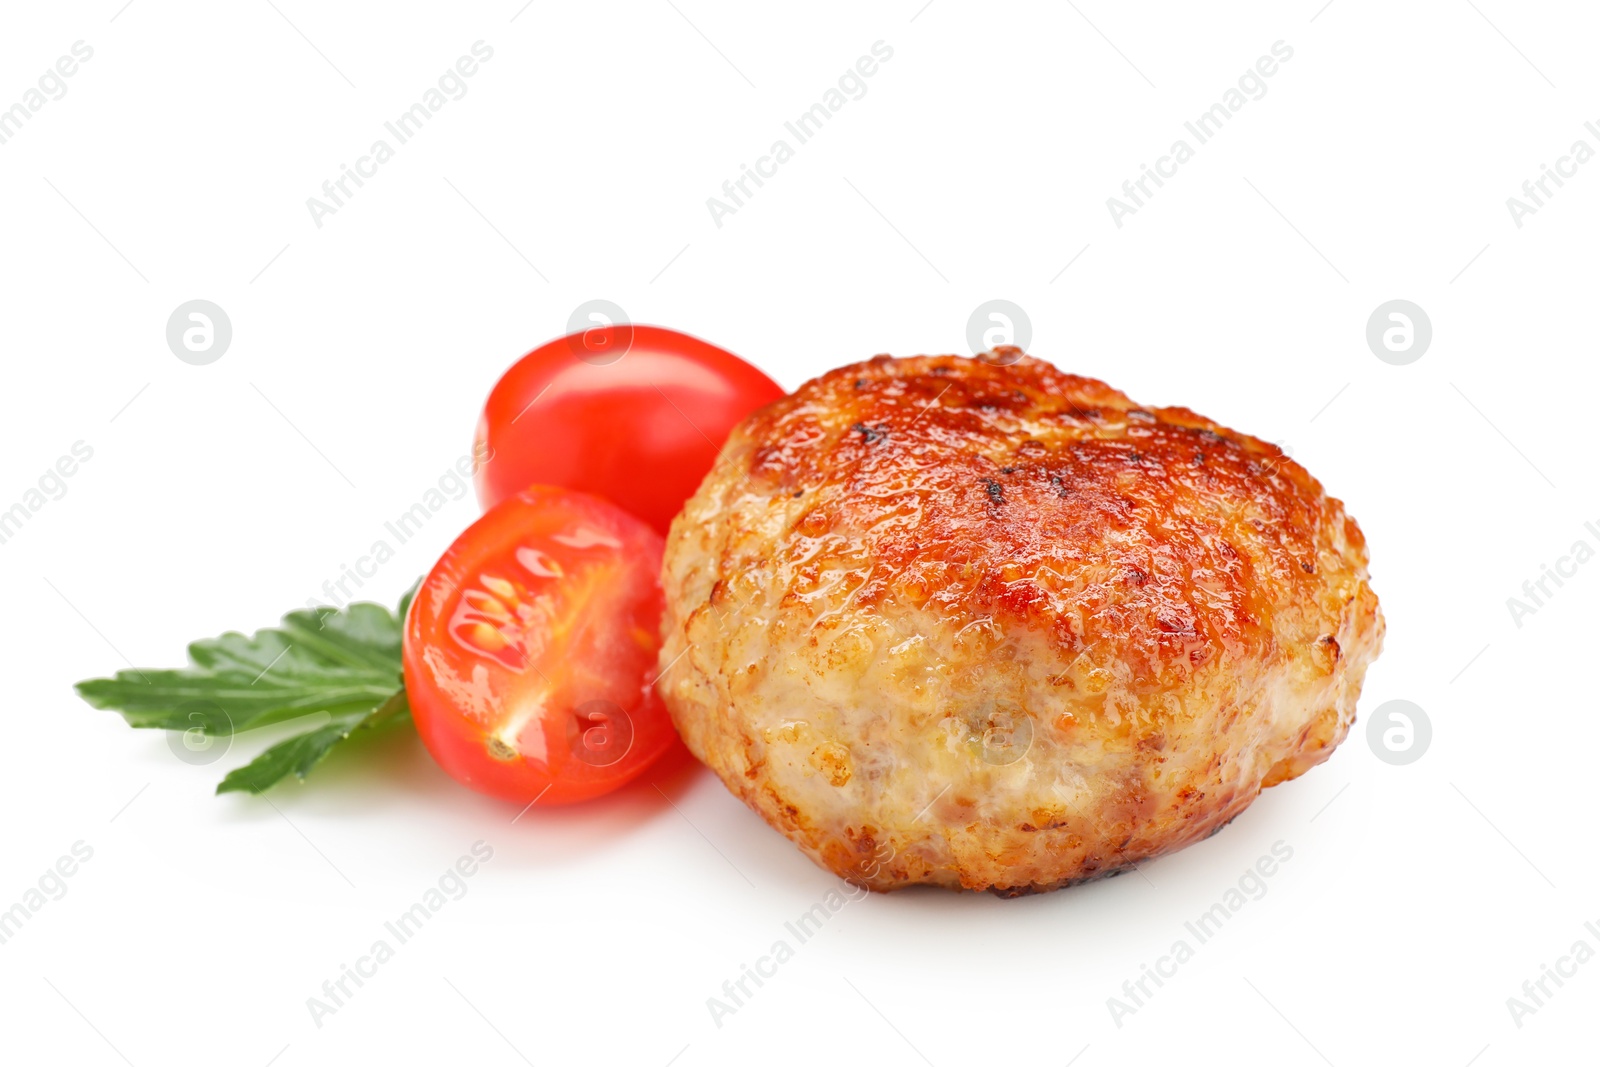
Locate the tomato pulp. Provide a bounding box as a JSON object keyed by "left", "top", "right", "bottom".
{"left": 402, "top": 486, "right": 677, "bottom": 805}
{"left": 473, "top": 325, "right": 785, "bottom": 535}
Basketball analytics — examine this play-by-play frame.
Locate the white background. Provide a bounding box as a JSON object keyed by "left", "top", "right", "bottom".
{"left": 1, "top": 2, "right": 1595, "bottom": 1064}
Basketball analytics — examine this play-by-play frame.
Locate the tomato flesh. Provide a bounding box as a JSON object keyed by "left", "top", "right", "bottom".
{"left": 402, "top": 486, "right": 676, "bottom": 805}
{"left": 474, "top": 325, "right": 785, "bottom": 534}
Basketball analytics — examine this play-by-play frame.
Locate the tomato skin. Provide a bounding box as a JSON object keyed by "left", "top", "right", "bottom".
{"left": 402, "top": 486, "right": 678, "bottom": 806}
{"left": 474, "top": 325, "right": 785, "bottom": 535}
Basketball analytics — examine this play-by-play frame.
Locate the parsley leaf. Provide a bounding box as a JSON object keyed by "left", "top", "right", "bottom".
{"left": 215, "top": 689, "right": 411, "bottom": 795}
{"left": 75, "top": 586, "right": 417, "bottom": 795}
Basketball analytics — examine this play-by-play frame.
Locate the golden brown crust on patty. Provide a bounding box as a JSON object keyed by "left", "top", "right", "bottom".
{"left": 658, "top": 350, "right": 1383, "bottom": 893}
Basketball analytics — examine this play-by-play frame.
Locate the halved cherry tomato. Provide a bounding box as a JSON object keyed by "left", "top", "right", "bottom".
{"left": 402, "top": 485, "right": 676, "bottom": 805}
{"left": 474, "top": 325, "right": 785, "bottom": 534}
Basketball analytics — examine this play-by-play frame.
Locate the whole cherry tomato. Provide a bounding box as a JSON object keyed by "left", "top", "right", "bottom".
{"left": 474, "top": 325, "right": 785, "bottom": 534}
{"left": 402, "top": 485, "right": 678, "bottom": 805}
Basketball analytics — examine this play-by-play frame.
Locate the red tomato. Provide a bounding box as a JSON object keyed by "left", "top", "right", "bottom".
{"left": 402, "top": 486, "right": 677, "bottom": 805}
{"left": 474, "top": 325, "right": 785, "bottom": 534}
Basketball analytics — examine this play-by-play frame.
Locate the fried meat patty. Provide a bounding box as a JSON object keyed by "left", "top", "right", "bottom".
{"left": 658, "top": 351, "right": 1383, "bottom": 894}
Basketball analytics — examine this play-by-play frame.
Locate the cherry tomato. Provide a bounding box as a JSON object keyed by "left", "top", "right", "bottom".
{"left": 402, "top": 485, "right": 677, "bottom": 805}
{"left": 474, "top": 325, "right": 785, "bottom": 534}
